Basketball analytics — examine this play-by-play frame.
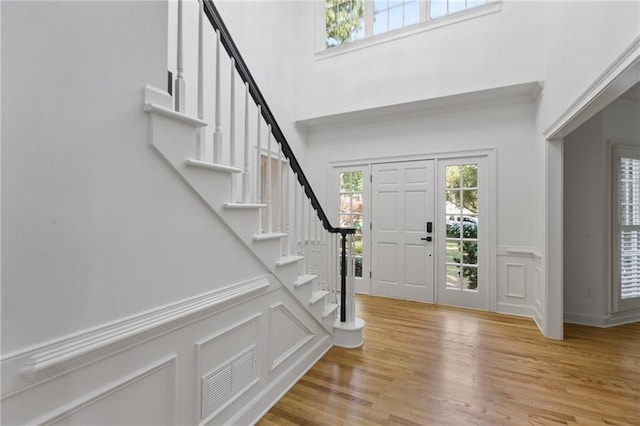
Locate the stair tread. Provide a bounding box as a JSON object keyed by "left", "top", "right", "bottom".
{"left": 275, "top": 255, "right": 304, "bottom": 267}
{"left": 322, "top": 303, "right": 339, "bottom": 319}
{"left": 294, "top": 274, "right": 318, "bottom": 288}
{"left": 224, "top": 202, "right": 267, "bottom": 209}
{"left": 253, "top": 232, "right": 288, "bottom": 241}
{"left": 310, "top": 290, "right": 329, "bottom": 305}
{"left": 185, "top": 159, "right": 242, "bottom": 174}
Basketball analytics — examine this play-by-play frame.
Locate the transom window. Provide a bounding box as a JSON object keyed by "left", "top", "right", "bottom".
{"left": 326, "top": 0, "right": 488, "bottom": 48}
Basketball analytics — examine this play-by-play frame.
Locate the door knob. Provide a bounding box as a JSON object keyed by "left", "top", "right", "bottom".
{"left": 421, "top": 236, "right": 432, "bottom": 242}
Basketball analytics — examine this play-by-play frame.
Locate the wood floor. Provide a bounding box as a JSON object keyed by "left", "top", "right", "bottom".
{"left": 258, "top": 294, "right": 640, "bottom": 425}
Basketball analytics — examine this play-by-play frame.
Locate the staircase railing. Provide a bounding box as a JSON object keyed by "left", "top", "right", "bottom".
{"left": 172, "top": 0, "right": 357, "bottom": 323}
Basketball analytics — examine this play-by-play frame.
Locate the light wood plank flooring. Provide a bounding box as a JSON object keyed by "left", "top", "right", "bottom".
{"left": 258, "top": 294, "right": 640, "bottom": 425}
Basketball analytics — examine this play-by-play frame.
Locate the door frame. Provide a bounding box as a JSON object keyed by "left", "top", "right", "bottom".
{"left": 329, "top": 148, "right": 497, "bottom": 311}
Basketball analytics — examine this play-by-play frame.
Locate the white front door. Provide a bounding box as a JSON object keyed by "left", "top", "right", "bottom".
{"left": 371, "top": 160, "right": 435, "bottom": 302}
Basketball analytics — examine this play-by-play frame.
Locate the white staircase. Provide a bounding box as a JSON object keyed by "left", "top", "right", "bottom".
{"left": 143, "top": 85, "right": 354, "bottom": 338}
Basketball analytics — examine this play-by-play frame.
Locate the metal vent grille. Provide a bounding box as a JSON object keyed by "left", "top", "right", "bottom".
{"left": 201, "top": 346, "right": 257, "bottom": 420}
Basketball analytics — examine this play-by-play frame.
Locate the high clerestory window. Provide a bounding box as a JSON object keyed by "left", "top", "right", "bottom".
{"left": 326, "top": 0, "right": 490, "bottom": 49}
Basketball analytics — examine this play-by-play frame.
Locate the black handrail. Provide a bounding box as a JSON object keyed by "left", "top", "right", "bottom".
{"left": 201, "top": 0, "right": 355, "bottom": 321}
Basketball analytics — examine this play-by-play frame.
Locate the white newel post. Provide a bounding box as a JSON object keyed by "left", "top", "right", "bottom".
{"left": 213, "top": 29, "right": 222, "bottom": 163}
{"left": 174, "top": 0, "right": 186, "bottom": 113}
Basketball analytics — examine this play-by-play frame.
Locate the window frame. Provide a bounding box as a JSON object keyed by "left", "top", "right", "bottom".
{"left": 316, "top": 0, "right": 501, "bottom": 56}
{"left": 612, "top": 144, "right": 640, "bottom": 312}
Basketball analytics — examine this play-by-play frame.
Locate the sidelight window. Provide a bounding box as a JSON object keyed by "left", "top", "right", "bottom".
{"left": 445, "top": 164, "right": 478, "bottom": 291}
{"left": 340, "top": 171, "right": 364, "bottom": 277}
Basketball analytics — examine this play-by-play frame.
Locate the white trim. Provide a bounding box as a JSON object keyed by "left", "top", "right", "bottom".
{"left": 564, "top": 309, "right": 640, "bottom": 328}
{"left": 316, "top": 1, "right": 501, "bottom": 58}
{"left": 4, "top": 277, "right": 270, "bottom": 388}
{"left": 298, "top": 82, "right": 542, "bottom": 133}
{"left": 268, "top": 303, "right": 314, "bottom": 372}
{"left": 185, "top": 159, "right": 242, "bottom": 174}
{"left": 31, "top": 355, "right": 177, "bottom": 425}
{"left": 498, "top": 246, "right": 543, "bottom": 259}
{"left": 544, "top": 35, "right": 640, "bottom": 139}
{"left": 496, "top": 303, "right": 538, "bottom": 320}
{"left": 144, "top": 102, "right": 207, "bottom": 128}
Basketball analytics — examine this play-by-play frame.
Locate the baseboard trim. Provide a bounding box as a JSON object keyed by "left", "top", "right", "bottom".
{"left": 564, "top": 310, "right": 640, "bottom": 327}
{"left": 496, "top": 302, "right": 537, "bottom": 320}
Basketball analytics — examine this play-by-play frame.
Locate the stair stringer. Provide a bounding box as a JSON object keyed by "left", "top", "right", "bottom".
{"left": 142, "top": 85, "right": 336, "bottom": 333}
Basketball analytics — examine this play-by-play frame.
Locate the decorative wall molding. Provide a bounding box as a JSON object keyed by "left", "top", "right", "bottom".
{"left": 505, "top": 263, "right": 526, "bottom": 298}
{"left": 31, "top": 354, "right": 177, "bottom": 425}
{"left": 4, "top": 277, "right": 270, "bottom": 393}
{"left": 269, "top": 304, "right": 313, "bottom": 372}
{"left": 498, "top": 246, "right": 543, "bottom": 259}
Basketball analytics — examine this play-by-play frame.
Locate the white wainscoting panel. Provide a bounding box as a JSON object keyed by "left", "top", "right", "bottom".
{"left": 497, "top": 246, "right": 542, "bottom": 319}
{"left": 269, "top": 303, "right": 314, "bottom": 372}
{"left": 32, "top": 355, "right": 177, "bottom": 425}
{"left": 2, "top": 277, "right": 269, "bottom": 397}
{"left": 196, "top": 314, "right": 261, "bottom": 423}
{"left": 505, "top": 263, "right": 526, "bottom": 298}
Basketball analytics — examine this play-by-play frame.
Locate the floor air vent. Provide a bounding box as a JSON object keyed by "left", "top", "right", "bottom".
{"left": 201, "top": 346, "right": 257, "bottom": 420}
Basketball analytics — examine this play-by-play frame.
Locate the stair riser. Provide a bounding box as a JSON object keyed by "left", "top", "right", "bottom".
{"left": 251, "top": 239, "right": 283, "bottom": 266}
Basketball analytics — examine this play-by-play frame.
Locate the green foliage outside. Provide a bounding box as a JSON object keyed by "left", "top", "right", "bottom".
{"left": 446, "top": 165, "right": 478, "bottom": 213}
{"left": 326, "top": 0, "right": 364, "bottom": 48}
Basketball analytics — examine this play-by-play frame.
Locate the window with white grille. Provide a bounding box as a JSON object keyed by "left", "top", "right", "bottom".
{"left": 613, "top": 145, "right": 640, "bottom": 312}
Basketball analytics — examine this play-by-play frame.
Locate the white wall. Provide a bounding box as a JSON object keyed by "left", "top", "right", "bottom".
{"left": 538, "top": 1, "right": 640, "bottom": 132}
{"left": 293, "top": 1, "right": 543, "bottom": 121}
{"left": 1, "top": 0, "right": 267, "bottom": 354}
{"left": 564, "top": 96, "right": 640, "bottom": 326}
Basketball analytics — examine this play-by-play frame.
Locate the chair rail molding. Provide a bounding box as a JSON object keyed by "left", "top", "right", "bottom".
{"left": 2, "top": 276, "right": 271, "bottom": 397}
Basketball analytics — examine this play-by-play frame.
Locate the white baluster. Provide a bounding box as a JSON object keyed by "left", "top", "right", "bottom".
{"left": 174, "top": 0, "right": 185, "bottom": 112}
{"left": 348, "top": 233, "right": 356, "bottom": 323}
{"left": 242, "top": 83, "right": 250, "bottom": 203}
{"left": 277, "top": 143, "right": 283, "bottom": 234}
{"left": 301, "top": 188, "right": 307, "bottom": 273}
{"left": 195, "top": 0, "right": 204, "bottom": 160}
{"left": 229, "top": 58, "right": 236, "bottom": 168}
{"left": 285, "top": 162, "right": 292, "bottom": 256}
{"left": 213, "top": 29, "right": 222, "bottom": 163}
{"left": 307, "top": 199, "right": 312, "bottom": 275}
{"left": 292, "top": 179, "right": 298, "bottom": 258}
{"left": 331, "top": 233, "right": 337, "bottom": 304}
{"left": 266, "top": 126, "right": 273, "bottom": 234}
{"left": 256, "top": 106, "right": 262, "bottom": 232}
{"left": 314, "top": 212, "right": 319, "bottom": 276}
